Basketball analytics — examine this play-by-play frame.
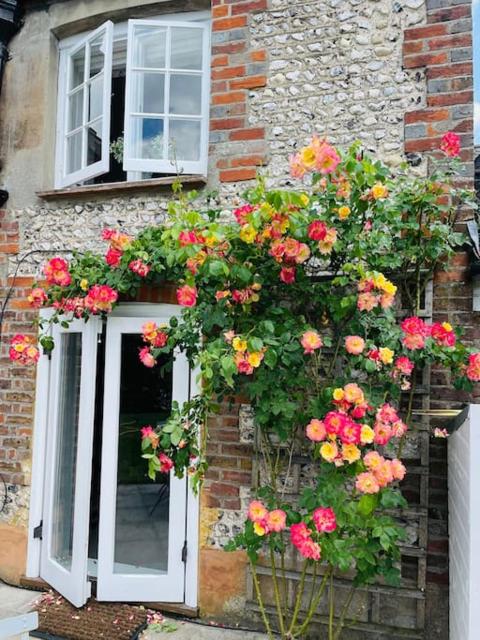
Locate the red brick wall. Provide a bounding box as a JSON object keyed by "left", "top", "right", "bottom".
{"left": 0, "top": 210, "right": 36, "bottom": 487}
{"left": 403, "top": 3, "right": 477, "bottom": 636}
{"left": 210, "top": 0, "right": 268, "bottom": 183}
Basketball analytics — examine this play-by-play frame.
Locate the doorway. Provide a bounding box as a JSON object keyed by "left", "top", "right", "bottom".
{"left": 27, "top": 305, "right": 197, "bottom": 608}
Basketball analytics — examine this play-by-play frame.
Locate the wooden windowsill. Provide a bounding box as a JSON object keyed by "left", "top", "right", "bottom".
{"left": 36, "top": 175, "right": 207, "bottom": 200}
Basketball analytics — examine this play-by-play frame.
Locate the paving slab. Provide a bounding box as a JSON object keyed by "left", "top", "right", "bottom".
{"left": 0, "top": 584, "right": 38, "bottom": 619}
{"left": 141, "top": 619, "right": 268, "bottom": 639}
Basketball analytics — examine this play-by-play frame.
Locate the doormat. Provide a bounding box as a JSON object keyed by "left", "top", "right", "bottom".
{"left": 31, "top": 591, "right": 148, "bottom": 640}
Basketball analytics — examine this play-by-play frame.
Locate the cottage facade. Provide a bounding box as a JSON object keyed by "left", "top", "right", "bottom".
{"left": 0, "top": 0, "right": 476, "bottom": 638}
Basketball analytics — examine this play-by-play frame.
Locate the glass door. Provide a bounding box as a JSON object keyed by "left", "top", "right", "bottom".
{"left": 40, "top": 319, "right": 100, "bottom": 607}
{"left": 96, "top": 314, "right": 189, "bottom": 601}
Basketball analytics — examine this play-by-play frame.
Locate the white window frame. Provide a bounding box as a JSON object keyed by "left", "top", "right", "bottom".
{"left": 123, "top": 19, "right": 210, "bottom": 176}
{"left": 55, "top": 21, "right": 114, "bottom": 188}
{"left": 55, "top": 12, "right": 210, "bottom": 189}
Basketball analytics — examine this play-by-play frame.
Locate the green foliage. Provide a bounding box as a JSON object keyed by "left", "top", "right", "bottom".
{"left": 28, "top": 140, "right": 478, "bottom": 640}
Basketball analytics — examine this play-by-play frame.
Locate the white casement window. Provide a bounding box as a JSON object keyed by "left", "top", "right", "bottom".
{"left": 55, "top": 13, "right": 211, "bottom": 188}
{"left": 56, "top": 22, "right": 114, "bottom": 187}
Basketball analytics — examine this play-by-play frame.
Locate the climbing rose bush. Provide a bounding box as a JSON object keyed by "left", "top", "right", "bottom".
{"left": 10, "top": 132, "right": 479, "bottom": 639}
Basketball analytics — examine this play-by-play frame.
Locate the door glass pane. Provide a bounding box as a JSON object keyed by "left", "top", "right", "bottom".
{"left": 169, "top": 119, "right": 201, "bottom": 161}
{"left": 50, "top": 333, "right": 82, "bottom": 571}
{"left": 132, "top": 71, "right": 165, "bottom": 114}
{"left": 66, "top": 131, "right": 83, "bottom": 174}
{"left": 169, "top": 74, "right": 201, "bottom": 115}
{"left": 133, "top": 26, "right": 167, "bottom": 68}
{"left": 114, "top": 334, "right": 173, "bottom": 574}
{"left": 70, "top": 47, "right": 86, "bottom": 89}
{"left": 131, "top": 117, "right": 164, "bottom": 159}
{"left": 171, "top": 27, "right": 203, "bottom": 70}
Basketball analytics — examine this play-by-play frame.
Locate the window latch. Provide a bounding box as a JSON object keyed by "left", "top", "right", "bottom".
{"left": 181, "top": 540, "right": 187, "bottom": 563}
{"left": 33, "top": 521, "right": 43, "bottom": 540}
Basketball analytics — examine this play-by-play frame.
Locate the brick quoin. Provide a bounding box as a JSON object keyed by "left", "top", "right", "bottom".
{"left": 210, "top": 0, "right": 268, "bottom": 185}
{"left": 0, "top": 210, "right": 37, "bottom": 487}
{"left": 402, "top": 0, "right": 476, "bottom": 629}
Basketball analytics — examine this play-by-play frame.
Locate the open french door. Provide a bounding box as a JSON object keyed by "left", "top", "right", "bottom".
{"left": 38, "top": 308, "right": 191, "bottom": 606}
{"left": 40, "top": 319, "right": 100, "bottom": 607}
{"left": 96, "top": 315, "right": 189, "bottom": 602}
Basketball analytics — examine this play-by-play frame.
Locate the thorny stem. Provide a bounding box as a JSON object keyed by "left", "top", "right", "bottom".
{"left": 292, "top": 566, "right": 331, "bottom": 637}
{"left": 287, "top": 560, "right": 309, "bottom": 634}
{"left": 333, "top": 586, "right": 355, "bottom": 640}
{"left": 269, "top": 544, "right": 286, "bottom": 637}
{"left": 328, "top": 571, "right": 335, "bottom": 640}
{"left": 250, "top": 561, "right": 274, "bottom": 640}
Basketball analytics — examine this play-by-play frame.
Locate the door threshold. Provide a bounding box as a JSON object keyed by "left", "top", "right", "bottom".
{"left": 21, "top": 576, "right": 198, "bottom": 617}
{"left": 139, "top": 602, "right": 199, "bottom": 618}
{"left": 20, "top": 575, "right": 49, "bottom": 591}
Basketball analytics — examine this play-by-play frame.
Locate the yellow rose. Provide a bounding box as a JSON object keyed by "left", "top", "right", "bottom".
{"left": 232, "top": 337, "right": 247, "bottom": 353}
{"left": 379, "top": 347, "right": 394, "bottom": 365}
{"left": 239, "top": 224, "right": 257, "bottom": 244}
{"left": 320, "top": 441, "right": 338, "bottom": 462}
{"left": 373, "top": 273, "right": 387, "bottom": 289}
{"left": 300, "top": 146, "right": 316, "bottom": 169}
{"left": 342, "top": 444, "right": 361, "bottom": 464}
{"left": 337, "top": 206, "right": 351, "bottom": 220}
{"left": 371, "top": 183, "right": 388, "bottom": 199}
{"left": 80, "top": 278, "right": 89, "bottom": 291}
{"left": 300, "top": 194, "right": 310, "bottom": 206}
{"left": 204, "top": 236, "right": 218, "bottom": 248}
{"left": 333, "top": 388, "right": 345, "bottom": 401}
{"left": 382, "top": 280, "right": 397, "bottom": 296}
{"left": 360, "top": 425, "right": 375, "bottom": 445}
{"left": 253, "top": 522, "right": 267, "bottom": 536}
{"left": 442, "top": 322, "right": 453, "bottom": 332}
{"left": 247, "top": 352, "right": 262, "bottom": 368}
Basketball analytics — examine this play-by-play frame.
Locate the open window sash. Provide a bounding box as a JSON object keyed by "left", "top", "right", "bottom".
{"left": 40, "top": 319, "right": 101, "bottom": 607}
{"left": 123, "top": 19, "right": 210, "bottom": 176}
{"left": 55, "top": 21, "right": 113, "bottom": 188}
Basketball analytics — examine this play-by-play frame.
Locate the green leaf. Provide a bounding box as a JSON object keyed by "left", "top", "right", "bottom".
{"left": 358, "top": 494, "right": 379, "bottom": 517}
{"left": 248, "top": 337, "right": 263, "bottom": 352}
{"left": 264, "top": 349, "right": 277, "bottom": 369}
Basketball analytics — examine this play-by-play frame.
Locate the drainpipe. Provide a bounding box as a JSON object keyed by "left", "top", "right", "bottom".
{"left": 0, "top": 0, "right": 22, "bottom": 206}
{"left": 0, "top": 1, "right": 22, "bottom": 94}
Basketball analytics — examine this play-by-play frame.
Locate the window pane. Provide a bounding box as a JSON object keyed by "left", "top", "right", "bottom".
{"left": 70, "top": 47, "right": 86, "bottom": 89}
{"left": 87, "top": 119, "right": 102, "bottom": 165}
{"left": 132, "top": 71, "right": 165, "bottom": 114}
{"left": 169, "top": 74, "right": 202, "bottom": 116}
{"left": 133, "top": 26, "right": 167, "bottom": 68}
{"left": 67, "top": 89, "right": 84, "bottom": 131}
{"left": 171, "top": 27, "right": 203, "bottom": 70}
{"left": 131, "top": 117, "right": 164, "bottom": 159}
{"left": 67, "top": 131, "right": 83, "bottom": 174}
{"left": 113, "top": 334, "right": 173, "bottom": 575}
{"left": 169, "top": 119, "right": 201, "bottom": 162}
{"left": 88, "top": 75, "right": 103, "bottom": 121}
{"left": 89, "top": 35, "right": 105, "bottom": 78}
{"left": 50, "top": 333, "right": 82, "bottom": 571}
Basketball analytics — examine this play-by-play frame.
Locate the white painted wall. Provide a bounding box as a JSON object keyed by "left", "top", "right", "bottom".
{"left": 449, "top": 404, "right": 480, "bottom": 640}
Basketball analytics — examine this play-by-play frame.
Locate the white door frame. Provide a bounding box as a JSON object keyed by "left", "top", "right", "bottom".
{"left": 39, "top": 318, "right": 101, "bottom": 607}
{"left": 27, "top": 303, "right": 199, "bottom": 608}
